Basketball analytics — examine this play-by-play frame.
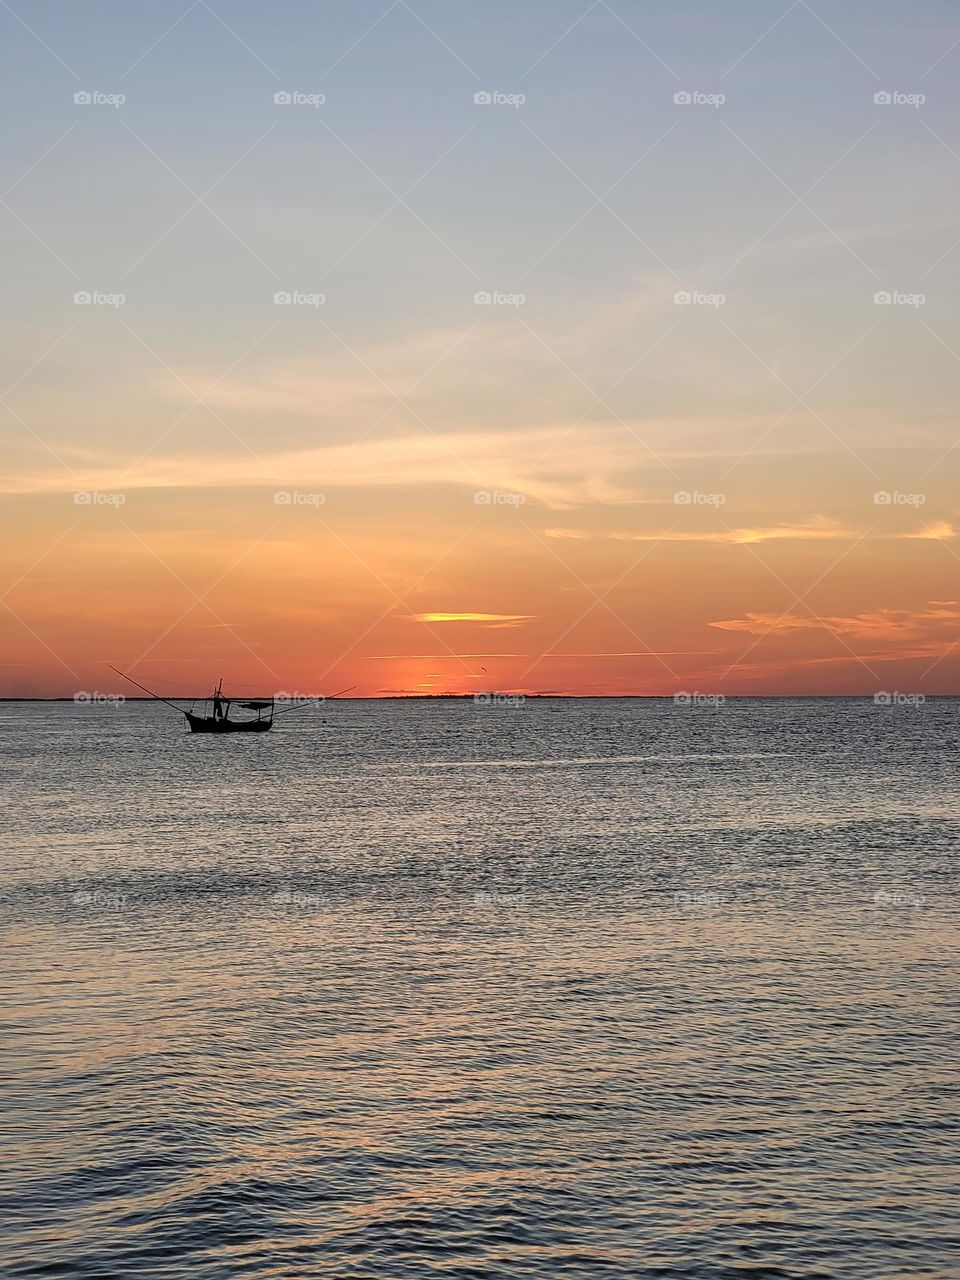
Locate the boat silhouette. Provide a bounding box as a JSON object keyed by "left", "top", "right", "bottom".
{"left": 109, "top": 667, "right": 355, "bottom": 734}
{"left": 186, "top": 680, "right": 275, "bottom": 733}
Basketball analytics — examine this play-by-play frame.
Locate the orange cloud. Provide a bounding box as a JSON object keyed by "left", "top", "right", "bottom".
{"left": 405, "top": 613, "right": 534, "bottom": 626}
{"left": 547, "top": 519, "right": 957, "bottom": 546}
{"left": 711, "top": 603, "right": 960, "bottom": 641}
{"left": 904, "top": 521, "right": 956, "bottom": 540}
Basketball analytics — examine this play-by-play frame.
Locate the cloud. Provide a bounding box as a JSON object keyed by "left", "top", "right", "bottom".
{"left": 547, "top": 519, "right": 856, "bottom": 544}
{"left": 364, "top": 652, "right": 523, "bottom": 659}
{"left": 614, "top": 520, "right": 859, "bottom": 545}
{"left": 365, "top": 649, "right": 709, "bottom": 659}
{"left": 0, "top": 424, "right": 663, "bottom": 510}
{"left": 711, "top": 603, "right": 960, "bottom": 641}
{"left": 405, "top": 613, "right": 534, "bottom": 626}
{"left": 546, "top": 519, "right": 957, "bottom": 546}
{"left": 904, "top": 521, "right": 956, "bottom": 540}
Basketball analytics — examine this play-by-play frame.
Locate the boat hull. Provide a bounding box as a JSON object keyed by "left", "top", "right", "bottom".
{"left": 186, "top": 714, "right": 272, "bottom": 734}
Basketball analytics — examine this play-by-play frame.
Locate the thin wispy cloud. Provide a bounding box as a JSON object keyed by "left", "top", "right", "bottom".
{"left": 546, "top": 520, "right": 957, "bottom": 545}
{"left": 711, "top": 603, "right": 960, "bottom": 641}
{"left": 404, "top": 613, "right": 535, "bottom": 626}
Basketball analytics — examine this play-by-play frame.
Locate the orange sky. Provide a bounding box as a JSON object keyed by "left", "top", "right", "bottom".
{"left": 4, "top": 455, "right": 960, "bottom": 697}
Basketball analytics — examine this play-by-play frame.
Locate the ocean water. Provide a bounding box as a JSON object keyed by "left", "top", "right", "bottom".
{"left": 1, "top": 697, "right": 957, "bottom": 1279}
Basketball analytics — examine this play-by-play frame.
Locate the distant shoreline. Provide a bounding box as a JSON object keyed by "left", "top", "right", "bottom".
{"left": 1, "top": 694, "right": 957, "bottom": 703}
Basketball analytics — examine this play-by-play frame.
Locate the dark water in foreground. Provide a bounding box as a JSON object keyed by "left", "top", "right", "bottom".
{"left": 1, "top": 698, "right": 957, "bottom": 1279}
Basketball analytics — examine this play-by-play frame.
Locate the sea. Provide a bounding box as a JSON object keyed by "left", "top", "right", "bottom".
{"left": 1, "top": 697, "right": 957, "bottom": 1279}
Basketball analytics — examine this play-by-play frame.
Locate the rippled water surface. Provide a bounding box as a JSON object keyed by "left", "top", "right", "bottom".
{"left": 2, "top": 698, "right": 958, "bottom": 1278}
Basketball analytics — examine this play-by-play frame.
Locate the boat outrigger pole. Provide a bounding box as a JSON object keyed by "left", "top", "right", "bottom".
{"left": 108, "top": 668, "right": 355, "bottom": 732}
{"left": 109, "top": 665, "right": 190, "bottom": 717}
{"left": 271, "top": 684, "right": 357, "bottom": 718}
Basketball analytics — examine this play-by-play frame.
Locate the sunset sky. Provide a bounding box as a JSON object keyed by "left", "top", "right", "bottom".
{"left": 3, "top": 0, "right": 960, "bottom": 697}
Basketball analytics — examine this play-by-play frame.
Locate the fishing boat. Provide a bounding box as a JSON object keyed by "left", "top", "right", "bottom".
{"left": 184, "top": 705, "right": 274, "bottom": 733}
{"left": 109, "top": 667, "right": 355, "bottom": 734}
{"left": 185, "top": 681, "right": 275, "bottom": 733}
